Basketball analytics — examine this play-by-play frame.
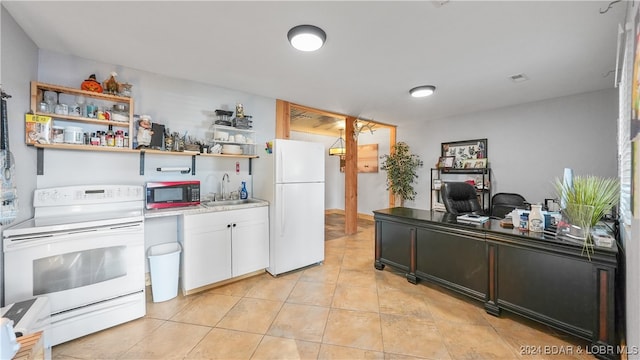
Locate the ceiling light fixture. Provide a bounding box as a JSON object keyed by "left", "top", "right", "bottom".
{"left": 287, "top": 24, "right": 326, "bottom": 52}
{"left": 329, "top": 129, "right": 346, "bottom": 157}
{"left": 409, "top": 85, "right": 436, "bottom": 98}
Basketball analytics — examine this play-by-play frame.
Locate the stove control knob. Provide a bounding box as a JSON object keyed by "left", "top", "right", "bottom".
{"left": 38, "top": 191, "right": 49, "bottom": 202}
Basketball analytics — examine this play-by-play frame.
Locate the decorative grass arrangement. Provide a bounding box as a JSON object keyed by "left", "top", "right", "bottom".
{"left": 380, "top": 142, "right": 423, "bottom": 206}
{"left": 554, "top": 176, "right": 619, "bottom": 258}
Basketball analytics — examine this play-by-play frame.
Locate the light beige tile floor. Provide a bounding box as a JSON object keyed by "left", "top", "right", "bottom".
{"left": 52, "top": 214, "right": 595, "bottom": 359}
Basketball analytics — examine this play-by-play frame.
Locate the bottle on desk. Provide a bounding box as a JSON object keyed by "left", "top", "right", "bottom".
{"left": 529, "top": 204, "right": 544, "bottom": 232}
{"left": 519, "top": 213, "right": 529, "bottom": 231}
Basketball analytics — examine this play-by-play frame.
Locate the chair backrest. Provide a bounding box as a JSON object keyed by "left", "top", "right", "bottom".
{"left": 490, "top": 192, "right": 527, "bottom": 218}
{"left": 440, "top": 182, "right": 482, "bottom": 215}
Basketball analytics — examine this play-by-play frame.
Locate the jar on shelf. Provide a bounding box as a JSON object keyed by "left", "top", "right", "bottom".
{"left": 52, "top": 126, "right": 64, "bottom": 143}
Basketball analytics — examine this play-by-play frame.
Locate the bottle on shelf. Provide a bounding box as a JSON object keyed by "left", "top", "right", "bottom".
{"left": 115, "top": 130, "right": 124, "bottom": 147}
{"left": 106, "top": 125, "right": 115, "bottom": 147}
{"left": 90, "top": 132, "right": 99, "bottom": 146}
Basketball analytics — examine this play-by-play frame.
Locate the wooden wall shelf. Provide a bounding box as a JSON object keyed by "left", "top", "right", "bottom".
{"left": 34, "top": 144, "right": 258, "bottom": 176}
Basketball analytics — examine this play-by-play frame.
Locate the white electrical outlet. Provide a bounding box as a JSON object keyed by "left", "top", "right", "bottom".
{"left": 145, "top": 272, "right": 151, "bottom": 286}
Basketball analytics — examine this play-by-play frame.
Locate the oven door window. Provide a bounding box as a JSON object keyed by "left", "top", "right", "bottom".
{"left": 33, "top": 246, "right": 127, "bottom": 295}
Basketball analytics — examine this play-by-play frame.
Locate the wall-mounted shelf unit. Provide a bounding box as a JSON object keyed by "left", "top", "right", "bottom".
{"left": 34, "top": 143, "right": 258, "bottom": 176}
{"left": 430, "top": 167, "right": 492, "bottom": 212}
{"left": 30, "top": 81, "right": 259, "bottom": 176}
{"left": 211, "top": 124, "right": 256, "bottom": 156}
{"left": 30, "top": 81, "right": 134, "bottom": 147}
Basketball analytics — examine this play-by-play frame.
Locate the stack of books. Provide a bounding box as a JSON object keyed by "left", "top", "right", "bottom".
{"left": 456, "top": 214, "right": 489, "bottom": 224}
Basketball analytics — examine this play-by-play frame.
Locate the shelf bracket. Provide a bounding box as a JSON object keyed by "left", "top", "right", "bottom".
{"left": 139, "top": 151, "right": 145, "bottom": 175}
{"left": 249, "top": 158, "right": 253, "bottom": 175}
{"left": 192, "top": 155, "right": 196, "bottom": 175}
{"left": 37, "top": 148, "right": 44, "bottom": 175}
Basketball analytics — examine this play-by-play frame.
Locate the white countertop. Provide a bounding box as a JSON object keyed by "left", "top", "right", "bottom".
{"left": 144, "top": 199, "right": 269, "bottom": 219}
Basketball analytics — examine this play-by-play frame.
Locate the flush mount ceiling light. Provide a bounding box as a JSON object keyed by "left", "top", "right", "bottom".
{"left": 409, "top": 85, "right": 436, "bottom": 98}
{"left": 287, "top": 24, "right": 326, "bottom": 52}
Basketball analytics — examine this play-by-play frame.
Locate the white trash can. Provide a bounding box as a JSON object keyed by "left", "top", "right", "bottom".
{"left": 147, "top": 242, "right": 182, "bottom": 303}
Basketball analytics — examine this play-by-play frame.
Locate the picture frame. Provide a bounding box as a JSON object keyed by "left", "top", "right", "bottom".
{"left": 357, "top": 144, "right": 379, "bottom": 173}
{"left": 462, "top": 158, "right": 487, "bottom": 169}
{"left": 441, "top": 138, "right": 488, "bottom": 169}
{"left": 438, "top": 156, "right": 455, "bottom": 168}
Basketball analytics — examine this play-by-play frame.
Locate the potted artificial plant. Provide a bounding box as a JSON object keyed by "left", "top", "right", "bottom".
{"left": 554, "top": 175, "right": 619, "bottom": 258}
{"left": 380, "top": 142, "right": 423, "bottom": 207}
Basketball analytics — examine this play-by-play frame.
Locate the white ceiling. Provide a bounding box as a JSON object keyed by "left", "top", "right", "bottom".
{"left": 3, "top": 1, "right": 627, "bottom": 131}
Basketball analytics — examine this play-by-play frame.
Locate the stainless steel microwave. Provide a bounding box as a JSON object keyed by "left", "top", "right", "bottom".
{"left": 145, "top": 180, "right": 200, "bottom": 209}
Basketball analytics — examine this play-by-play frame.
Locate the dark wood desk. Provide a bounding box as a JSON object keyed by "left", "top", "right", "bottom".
{"left": 373, "top": 207, "right": 620, "bottom": 360}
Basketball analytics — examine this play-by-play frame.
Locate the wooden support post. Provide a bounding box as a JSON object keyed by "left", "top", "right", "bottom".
{"left": 345, "top": 116, "right": 358, "bottom": 234}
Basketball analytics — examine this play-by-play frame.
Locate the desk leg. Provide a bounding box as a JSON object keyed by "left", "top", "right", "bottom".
{"left": 406, "top": 228, "right": 418, "bottom": 284}
{"left": 374, "top": 220, "right": 385, "bottom": 270}
{"left": 485, "top": 243, "right": 500, "bottom": 316}
{"left": 591, "top": 267, "right": 618, "bottom": 360}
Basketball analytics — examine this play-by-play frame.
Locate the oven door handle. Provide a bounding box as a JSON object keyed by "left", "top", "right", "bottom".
{"left": 3, "top": 222, "right": 144, "bottom": 251}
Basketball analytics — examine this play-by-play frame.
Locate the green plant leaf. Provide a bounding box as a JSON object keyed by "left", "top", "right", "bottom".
{"left": 380, "top": 142, "right": 423, "bottom": 204}
{"left": 554, "top": 176, "right": 619, "bottom": 227}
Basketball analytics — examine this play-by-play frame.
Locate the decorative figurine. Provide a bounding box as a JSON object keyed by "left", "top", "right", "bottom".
{"left": 81, "top": 74, "right": 103, "bottom": 93}
{"left": 103, "top": 72, "right": 120, "bottom": 95}
{"left": 136, "top": 115, "right": 154, "bottom": 149}
{"left": 236, "top": 102, "right": 244, "bottom": 118}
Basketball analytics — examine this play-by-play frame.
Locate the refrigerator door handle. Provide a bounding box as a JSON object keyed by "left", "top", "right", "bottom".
{"left": 280, "top": 186, "right": 285, "bottom": 234}
{"left": 278, "top": 149, "right": 284, "bottom": 182}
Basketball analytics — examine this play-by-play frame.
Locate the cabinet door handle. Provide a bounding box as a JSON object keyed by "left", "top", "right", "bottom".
{"left": 227, "top": 224, "right": 231, "bottom": 228}
{"left": 232, "top": 223, "right": 236, "bottom": 227}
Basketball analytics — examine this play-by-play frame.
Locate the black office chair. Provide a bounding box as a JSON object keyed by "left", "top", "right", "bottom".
{"left": 440, "top": 182, "right": 483, "bottom": 215}
{"left": 490, "top": 192, "right": 528, "bottom": 219}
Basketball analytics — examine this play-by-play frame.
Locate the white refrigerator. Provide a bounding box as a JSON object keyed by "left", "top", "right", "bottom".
{"left": 253, "top": 139, "right": 325, "bottom": 276}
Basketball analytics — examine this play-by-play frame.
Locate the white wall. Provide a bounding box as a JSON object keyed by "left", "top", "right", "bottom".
{"left": 1, "top": 6, "right": 39, "bottom": 224}
{"left": 1, "top": 5, "right": 39, "bottom": 306}
{"left": 400, "top": 89, "right": 618, "bottom": 210}
{"left": 357, "top": 127, "right": 390, "bottom": 215}
{"left": 30, "top": 49, "right": 276, "bottom": 266}
{"left": 36, "top": 49, "right": 275, "bottom": 190}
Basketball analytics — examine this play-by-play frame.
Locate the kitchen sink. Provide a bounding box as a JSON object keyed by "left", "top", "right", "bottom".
{"left": 200, "top": 198, "right": 264, "bottom": 208}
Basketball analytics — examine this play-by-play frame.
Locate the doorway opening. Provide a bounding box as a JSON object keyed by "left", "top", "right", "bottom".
{"left": 276, "top": 100, "right": 397, "bottom": 234}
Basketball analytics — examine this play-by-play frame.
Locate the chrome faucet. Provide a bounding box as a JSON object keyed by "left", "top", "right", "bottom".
{"left": 221, "top": 173, "right": 230, "bottom": 200}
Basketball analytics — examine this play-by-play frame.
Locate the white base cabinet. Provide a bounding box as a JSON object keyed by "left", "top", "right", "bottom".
{"left": 179, "top": 206, "right": 269, "bottom": 294}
